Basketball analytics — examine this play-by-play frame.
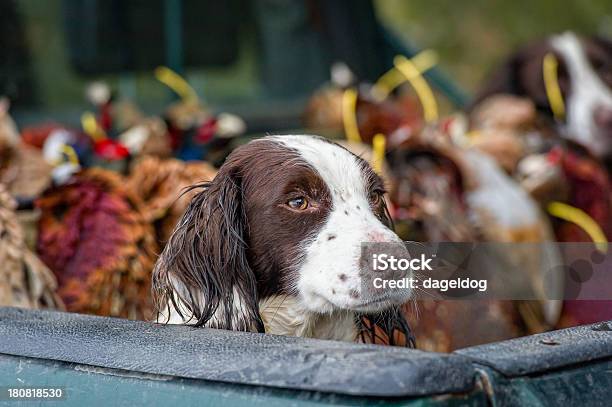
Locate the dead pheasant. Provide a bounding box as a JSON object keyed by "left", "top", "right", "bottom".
{"left": 304, "top": 84, "right": 423, "bottom": 145}
{"left": 84, "top": 83, "right": 173, "bottom": 160}
{"left": 387, "top": 126, "right": 562, "bottom": 352}
{"left": 0, "top": 98, "right": 52, "bottom": 199}
{"left": 471, "top": 94, "right": 612, "bottom": 329}
{"left": 36, "top": 168, "right": 157, "bottom": 320}
{"left": 0, "top": 184, "right": 63, "bottom": 309}
{"left": 127, "top": 156, "right": 217, "bottom": 246}
{"left": 119, "top": 117, "right": 172, "bottom": 159}
{"left": 153, "top": 67, "right": 245, "bottom": 163}
{"left": 524, "top": 145, "right": 612, "bottom": 329}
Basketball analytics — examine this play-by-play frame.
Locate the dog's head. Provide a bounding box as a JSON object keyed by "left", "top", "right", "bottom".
{"left": 152, "top": 135, "right": 412, "bottom": 339}
{"left": 473, "top": 32, "right": 612, "bottom": 161}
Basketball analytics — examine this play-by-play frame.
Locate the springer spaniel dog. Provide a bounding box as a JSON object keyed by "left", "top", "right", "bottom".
{"left": 152, "top": 135, "right": 414, "bottom": 346}
{"left": 473, "top": 32, "right": 612, "bottom": 165}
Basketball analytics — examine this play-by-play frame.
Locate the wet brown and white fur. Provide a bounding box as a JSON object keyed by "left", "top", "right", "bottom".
{"left": 473, "top": 32, "right": 612, "bottom": 165}
{"left": 152, "top": 135, "right": 413, "bottom": 345}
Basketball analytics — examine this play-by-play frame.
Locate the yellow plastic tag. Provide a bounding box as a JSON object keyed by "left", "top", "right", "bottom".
{"left": 373, "top": 50, "right": 438, "bottom": 100}
{"left": 393, "top": 55, "right": 439, "bottom": 123}
{"left": 547, "top": 201, "right": 608, "bottom": 252}
{"left": 342, "top": 88, "right": 362, "bottom": 143}
{"left": 543, "top": 53, "right": 566, "bottom": 121}
{"left": 371, "top": 133, "right": 386, "bottom": 174}
{"left": 155, "top": 66, "right": 198, "bottom": 103}
{"left": 60, "top": 145, "right": 80, "bottom": 166}
{"left": 81, "top": 112, "right": 106, "bottom": 141}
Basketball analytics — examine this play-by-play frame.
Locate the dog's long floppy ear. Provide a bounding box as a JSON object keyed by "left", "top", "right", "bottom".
{"left": 152, "top": 166, "right": 264, "bottom": 332}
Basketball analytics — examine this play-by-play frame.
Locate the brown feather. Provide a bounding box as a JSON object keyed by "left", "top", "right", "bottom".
{"left": 0, "top": 184, "right": 63, "bottom": 309}
{"left": 127, "top": 156, "right": 217, "bottom": 246}
{"left": 36, "top": 168, "right": 157, "bottom": 319}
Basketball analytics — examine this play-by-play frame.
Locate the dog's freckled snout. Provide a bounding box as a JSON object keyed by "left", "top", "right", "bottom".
{"left": 367, "top": 230, "right": 391, "bottom": 243}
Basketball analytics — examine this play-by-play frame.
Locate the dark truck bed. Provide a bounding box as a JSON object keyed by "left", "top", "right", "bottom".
{"left": 0, "top": 307, "right": 611, "bottom": 406}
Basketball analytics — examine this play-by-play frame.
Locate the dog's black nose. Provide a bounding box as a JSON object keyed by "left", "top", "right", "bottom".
{"left": 594, "top": 105, "right": 612, "bottom": 131}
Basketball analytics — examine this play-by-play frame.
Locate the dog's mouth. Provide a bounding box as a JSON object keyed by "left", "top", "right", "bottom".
{"left": 352, "top": 297, "right": 394, "bottom": 313}
{"left": 309, "top": 291, "right": 405, "bottom": 314}
{"left": 352, "top": 291, "right": 411, "bottom": 313}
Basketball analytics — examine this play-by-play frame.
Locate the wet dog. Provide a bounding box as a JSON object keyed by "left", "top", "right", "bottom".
{"left": 152, "top": 135, "right": 413, "bottom": 345}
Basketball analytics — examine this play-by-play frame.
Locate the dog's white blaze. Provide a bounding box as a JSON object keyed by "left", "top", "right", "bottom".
{"left": 270, "top": 135, "right": 409, "bottom": 314}
{"left": 552, "top": 32, "right": 612, "bottom": 156}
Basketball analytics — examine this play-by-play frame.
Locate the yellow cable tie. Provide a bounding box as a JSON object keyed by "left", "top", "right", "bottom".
{"left": 393, "top": 55, "right": 439, "bottom": 123}
{"left": 81, "top": 112, "right": 106, "bottom": 142}
{"left": 547, "top": 201, "right": 608, "bottom": 252}
{"left": 373, "top": 50, "right": 438, "bottom": 100}
{"left": 342, "top": 88, "right": 362, "bottom": 143}
{"left": 543, "top": 53, "right": 566, "bottom": 121}
{"left": 154, "top": 66, "right": 198, "bottom": 103}
{"left": 371, "top": 133, "right": 386, "bottom": 174}
{"left": 60, "top": 145, "right": 80, "bottom": 166}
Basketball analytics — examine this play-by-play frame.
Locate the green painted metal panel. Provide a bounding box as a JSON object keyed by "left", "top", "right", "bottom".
{"left": 475, "top": 358, "right": 612, "bottom": 406}
{"left": 0, "top": 355, "right": 487, "bottom": 407}
{"left": 1, "top": 309, "right": 612, "bottom": 406}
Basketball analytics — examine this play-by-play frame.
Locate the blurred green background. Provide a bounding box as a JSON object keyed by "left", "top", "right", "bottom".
{"left": 2, "top": 0, "right": 611, "bottom": 125}
{"left": 376, "top": 0, "right": 612, "bottom": 89}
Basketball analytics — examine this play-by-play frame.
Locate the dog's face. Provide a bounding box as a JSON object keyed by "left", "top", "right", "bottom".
{"left": 153, "top": 135, "right": 411, "bottom": 335}
{"left": 473, "top": 32, "right": 612, "bottom": 161}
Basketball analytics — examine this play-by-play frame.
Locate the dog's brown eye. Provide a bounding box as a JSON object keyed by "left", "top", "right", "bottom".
{"left": 287, "top": 197, "right": 308, "bottom": 210}
{"left": 369, "top": 192, "right": 382, "bottom": 205}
